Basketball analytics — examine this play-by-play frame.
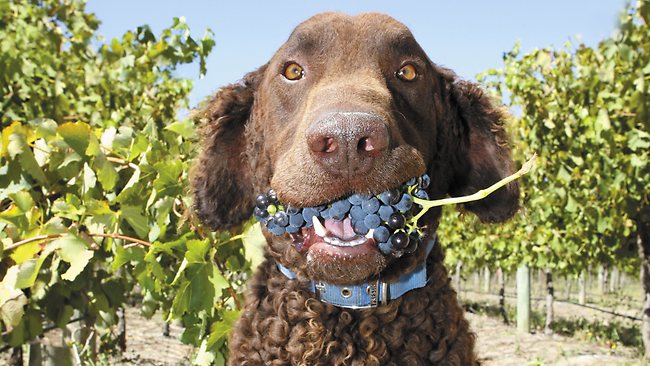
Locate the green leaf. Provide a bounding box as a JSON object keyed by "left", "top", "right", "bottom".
{"left": 164, "top": 119, "right": 195, "bottom": 139}
{"left": 121, "top": 205, "right": 149, "bottom": 239}
{"left": 0, "top": 266, "right": 28, "bottom": 327}
{"left": 9, "top": 191, "right": 34, "bottom": 213}
{"left": 207, "top": 310, "right": 239, "bottom": 347}
{"left": 194, "top": 338, "right": 216, "bottom": 366}
{"left": 58, "top": 122, "right": 91, "bottom": 157}
{"left": 29, "top": 118, "right": 58, "bottom": 139}
{"left": 15, "top": 259, "right": 41, "bottom": 289}
{"left": 595, "top": 108, "right": 611, "bottom": 132}
{"left": 112, "top": 244, "right": 145, "bottom": 271}
{"left": 52, "top": 233, "right": 94, "bottom": 281}
{"left": 92, "top": 154, "right": 118, "bottom": 191}
{"left": 83, "top": 162, "right": 97, "bottom": 194}
{"left": 19, "top": 148, "right": 47, "bottom": 184}
{"left": 10, "top": 242, "right": 40, "bottom": 265}
{"left": 2, "top": 122, "right": 26, "bottom": 159}
{"left": 243, "top": 223, "right": 266, "bottom": 270}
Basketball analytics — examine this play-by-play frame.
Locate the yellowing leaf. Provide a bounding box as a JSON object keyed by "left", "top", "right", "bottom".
{"left": 10, "top": 242, "right": 40, "bottom": 265}
{"left": 57, "top": 122, "right": 91, "bottom": 157}
{"left": 243, "top": 223, "right": 266, "bottom": 270}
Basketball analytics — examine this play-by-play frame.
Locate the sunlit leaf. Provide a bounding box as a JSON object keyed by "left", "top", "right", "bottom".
{"left": 58, "top": 122, "right": 91, "bottom": 157}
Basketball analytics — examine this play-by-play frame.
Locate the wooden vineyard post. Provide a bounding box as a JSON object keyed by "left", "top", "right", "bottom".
{"left": 483, "top": 267, "right": 491, "bottom": 293}
{"left": 516, "top": 265, "right": 531, "bottom": 333}
{"left": 454, "top": 260, "right": 462, "bottom": 299}
{"left": 545, "top": 268, "right": 554, "bottom": 335}
{"left": 578, "top": 270, "right": 587, "bottom": 305}
{"left": 497, "top": 267, "right": 509, "bottom": 324}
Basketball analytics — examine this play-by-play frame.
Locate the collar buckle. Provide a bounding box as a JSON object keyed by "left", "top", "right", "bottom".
{"left": 367, "top": 280, "right": 379, "bottom": 307}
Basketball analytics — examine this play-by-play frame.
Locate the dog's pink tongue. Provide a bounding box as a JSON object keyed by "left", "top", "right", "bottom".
{"left": 324, "top": 217, "right": 356, "bottom": 240}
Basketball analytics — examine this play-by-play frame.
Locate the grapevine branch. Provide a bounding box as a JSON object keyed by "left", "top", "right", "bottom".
{"left": 410, "top": 154, "right": 537, "bottom": 224}
{"left": 3, "top": 232, "right": 152, "bottom": 252}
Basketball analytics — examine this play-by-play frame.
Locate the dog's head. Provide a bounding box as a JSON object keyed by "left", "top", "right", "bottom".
{"left": 192, "top": 13, "right": 519, "bottom": 284}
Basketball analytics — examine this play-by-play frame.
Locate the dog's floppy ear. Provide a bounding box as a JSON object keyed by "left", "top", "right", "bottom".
{"left": 191, "top": 65, "right": 267, "bottom": 230}
{"left": 438, "top": 67, "right": 520, "bottom": 223}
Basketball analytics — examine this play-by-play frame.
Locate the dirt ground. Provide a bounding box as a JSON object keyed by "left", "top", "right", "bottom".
{"left": 114, "top": 305, "right": 649, "bottom": 365}
{"left": 111, "top": 307, "right": 193, "bottom": 365}
{"left": 468, "top": 312, "right": 643, "bottom": 366}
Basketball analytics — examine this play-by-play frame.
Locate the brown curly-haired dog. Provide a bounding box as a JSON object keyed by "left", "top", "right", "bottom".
{"left": 192, "top": 13, "right": 519, "bottom": 365}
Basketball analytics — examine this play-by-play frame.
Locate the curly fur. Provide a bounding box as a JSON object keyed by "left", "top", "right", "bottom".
{"left": 230, "top": 245, "right": 475, "bottom": 366}
{"left": 191, "top": 12, "right": 520, "bottom": 365}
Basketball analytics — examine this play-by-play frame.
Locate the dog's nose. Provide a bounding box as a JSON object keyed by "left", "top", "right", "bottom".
{"left": 306, "top": 112, "right": 389, "bottom": 178}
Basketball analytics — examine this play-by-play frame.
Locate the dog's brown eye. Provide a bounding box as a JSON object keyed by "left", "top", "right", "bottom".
{"left": 396, "top": 64, "right": 417, "bottom": 81}
{"left": 283, "top": 63, "right": 304, "bottom": 81}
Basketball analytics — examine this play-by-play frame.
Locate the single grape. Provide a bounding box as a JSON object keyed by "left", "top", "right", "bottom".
{"left": 361, "top": 197, "right": 380, "bottom": 214}
{"left": 406, "top": 177, "right": 417, "bottom": 186}
{"left": 390, "top": 231, "right": 410, "bottom": 250}
{"left": 286, "top": 225, "right": 299, "bottom": 234}
{"left": 255, "top": 194, "right": 269, "bottom": 209}
{"left": 313, "top": 205, "right": 326, "bottom": 212}
{"left": 379, "top": 189, "right": 401, "bottom": 205}
{"left": 394, "top": 193, "right": 413, "bottom": 213}
{"left": 254, "top": 206, "right": 269, "bottom": 220}
{"left": 268, "top": 190, "right": 278, "bottom": 204}
{"left": 320, "top": 208, "right": 332, "bottom": 220}
{"left": 387, "top": 212, "right": 406, "bottom": 229}
{"left": 347, "top": 193, "right": 364, "bottom": 205}
{"left": 273, "top": 211, "right": 289, "bottom": 227}
{"left": 330, "top": 200, "right": 351, "bottom": 220}
{"left": 350, "top": 205, "right": 366, "bottom": 223}
{"left": 373, "top": 226, "right": 390, "bottom": 243}
{"left": 267, "top": 221, "right": 286, "bottom": 236}
{"left": 405, "top": 232, "right": 421, "bottom": 254}
{"left": 363, "top": 214, "right": 381, "bottom": 229}
{"left": 378, "top": 205, "right": 395, "bottom": 222}
{"left": 286, "top": 206, "right": 300, "bottom": 215}
{"left": 289, "top": 213, "right": 305, "bottom": 227}
{"left": 353, "top": 220, "right": 369, "bottom": 235}
{"left": 302, "top": 208, "right": 319, "bottom": 227}
{"left": 413, "top": 189, "right": 429, "bottom": 200}
{"left": 418, "top": 174, "right": 430, "bottom": 189}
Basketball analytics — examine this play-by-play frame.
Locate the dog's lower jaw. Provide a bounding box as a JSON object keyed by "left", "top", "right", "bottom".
{"left": 305, "top": 247, "right": 386, "bottom": 285}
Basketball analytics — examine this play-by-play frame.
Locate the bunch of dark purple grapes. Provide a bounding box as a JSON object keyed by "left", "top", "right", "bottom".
{"left": 254, "top": 174, "right": 431, "bottom": 257}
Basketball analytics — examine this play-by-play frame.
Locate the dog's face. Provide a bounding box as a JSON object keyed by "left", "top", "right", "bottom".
{"left": 192, "top": 13, "right": 519, "bottom": 284}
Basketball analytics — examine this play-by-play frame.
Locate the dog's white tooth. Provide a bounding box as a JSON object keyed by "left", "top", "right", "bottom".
{"left": 323, "top": 236, "right": 333, "bottom": 244}
{"left": 365, "top": 229, "right": 374, "bottom": 240}
{"left": 313, "top": 216, "right": 327, "bottom": 237}
{"left": 306, "top": 253, "right": 313, "bottom": 262}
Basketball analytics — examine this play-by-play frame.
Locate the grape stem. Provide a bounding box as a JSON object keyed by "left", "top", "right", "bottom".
{"left": 410, "top": 154, "right": 537, "bottom": 224}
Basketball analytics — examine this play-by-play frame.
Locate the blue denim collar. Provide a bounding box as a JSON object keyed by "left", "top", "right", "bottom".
{"left": 276, "top": 235, "right": 436, "bottom": 309}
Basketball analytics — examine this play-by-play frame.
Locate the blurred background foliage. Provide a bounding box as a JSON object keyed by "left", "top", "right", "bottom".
{"left": 0, "top": 0, "right": 264, "bottom": 364}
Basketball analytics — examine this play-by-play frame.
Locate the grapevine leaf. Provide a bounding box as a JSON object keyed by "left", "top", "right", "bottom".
{"left": 0, "top": 266, "right": 28, "bottom": 327}
{"left": 243, "top": 223, "right": 266, "bottom": 270}
{"left": 57, "top": 122, "right": 91, "bottom": 157}
{"left": 207, "top": 310, "right": 240, "bottom": 347}
{"left": 164, "top": 119, "right": 195, "bottom": 139}
{"left": 121, "top": 205, "right": 149, "bottom": 239}
{"left": 52, "top": 233, "right": 94, "bottom": 281}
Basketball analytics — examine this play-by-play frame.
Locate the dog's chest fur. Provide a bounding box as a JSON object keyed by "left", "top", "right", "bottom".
{"left": 227, "top": 245, "right": 476, "bottom": 366}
